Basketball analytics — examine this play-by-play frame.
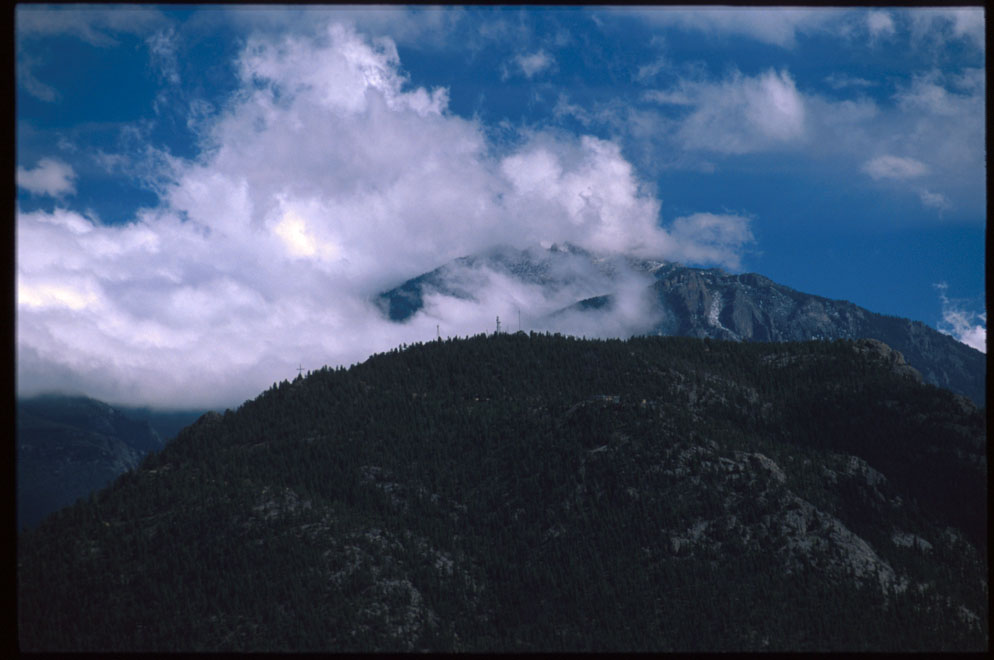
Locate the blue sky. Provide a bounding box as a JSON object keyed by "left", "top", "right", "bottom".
{"left": 15, "top": 5, "right": 986, "bottom": 408}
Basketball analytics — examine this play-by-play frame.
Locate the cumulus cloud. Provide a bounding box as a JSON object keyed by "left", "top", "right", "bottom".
{"left": 934, "top": 283, "right": 986, "bottom": 353}
{"left": 676, "top": 69, "right": 806, "bottom": 154}
{"left": 17, "top": 158, "right": 77, "bottom": 197}
{"left": 16, "top": 22, "right": 749, "bottom": 409}
{"left": 861, "top": 155, "right": 928, "bottom": 180}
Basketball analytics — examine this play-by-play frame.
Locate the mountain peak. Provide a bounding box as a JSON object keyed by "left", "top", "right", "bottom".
{"left": 375, "top": 248, "right": 984, "bottom": 404}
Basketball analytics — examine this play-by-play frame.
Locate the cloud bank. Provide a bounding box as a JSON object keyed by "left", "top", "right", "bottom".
{"left": 17, "top": 22, "right": 751, "bottom": 409}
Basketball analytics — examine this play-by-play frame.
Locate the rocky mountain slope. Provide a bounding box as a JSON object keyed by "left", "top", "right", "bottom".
{"left": 18, "top": 334, "right": 987, "bottom": 651}
{"left": 377, "top": 244, "right": 985, "bottom": 405}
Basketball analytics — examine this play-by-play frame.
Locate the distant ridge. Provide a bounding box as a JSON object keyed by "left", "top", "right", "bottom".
{"left": 16, "top": 395, "right": 208, "bottom": 529}
{"left": 377, "top": 245, "right": 985, "bottom": 405}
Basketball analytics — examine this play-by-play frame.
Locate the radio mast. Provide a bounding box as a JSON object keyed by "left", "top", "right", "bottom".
{"left": 495, "top": 315, "right": 501, "bottom": 334}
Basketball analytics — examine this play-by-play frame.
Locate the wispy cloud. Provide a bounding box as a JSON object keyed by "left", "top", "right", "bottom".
{"left": 823, "top": 73, "right": 876, "bottom": 90}
{"left": 504, "top": 49, "right": 556, "bottom": 80}
{"left": 667, "top": 213, "right": 754, "bottom": 270}
{"left": 861, "top": 155, "right": 928, "bottom": 181}
{"left": 910, "top": 8, "right": 985, "bottom": 52}
{"left": 147, "top": 27, "right": 181, "bottom": 85}
{"left": 628, "top": 7, "right": 842, "bottom": 49}
{"left": 16, "top": 5, "right": 169, "bottom": 46}
{"left": 919, "top": 189, "right": 951, "bottom": 213}
{"left": 17, "top": 56, "right": 60, "bottom": 102}
{"left": 934, "top": 283, "right": 986, "bottom": 353}
{"left": 866, "top": 11, "right": 895, "bottom": 41}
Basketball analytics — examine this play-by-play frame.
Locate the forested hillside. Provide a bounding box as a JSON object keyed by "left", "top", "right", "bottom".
{"left": 18, "top": 333, "right": 987, "bottom": 652}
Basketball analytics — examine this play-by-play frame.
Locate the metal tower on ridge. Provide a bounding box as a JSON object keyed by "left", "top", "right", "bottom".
{"left": 496, "top": 315, "right": 501, "bottom": 334}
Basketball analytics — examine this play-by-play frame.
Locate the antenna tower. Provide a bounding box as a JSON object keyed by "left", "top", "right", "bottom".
{"left": 496, "top": 315, "right": 501, "bottom": 334}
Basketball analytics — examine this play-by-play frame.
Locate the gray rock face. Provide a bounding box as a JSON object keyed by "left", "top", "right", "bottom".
{"left": 641, "top": 267, "right": 979, "bottom": 402}
{"left": 377, "top": 245, "right": 985, "bottom": 405}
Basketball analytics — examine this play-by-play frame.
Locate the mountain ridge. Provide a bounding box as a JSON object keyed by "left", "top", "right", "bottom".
{"left": 376, "top": 245, "right": 985, "bottom": 404}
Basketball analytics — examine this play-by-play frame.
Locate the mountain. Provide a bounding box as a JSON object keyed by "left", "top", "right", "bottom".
{"left": 18, "top": 334, "right": 987, "bottom": 651}
{"left": 376, "top": 244, "right": 985, "bottom": 405}
{"left": 16, "top": 395, "right": 205, "bottom": 530}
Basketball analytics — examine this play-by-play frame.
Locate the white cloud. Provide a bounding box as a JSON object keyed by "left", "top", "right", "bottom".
{"left": 505, "top": 49, "right": 556, "bottom": 80}
{"left": 18, "top": 56, "right": 60, "bottom": 102}
{"left": 518, "top": 50, "right": 555, "bottom": 77}
{"left": 896, "top": 69, "right": 980, "bottom": 117}
{"left": 17, "top": 158, "right": 77, "bottom": 197}
{"left": 147, "top": 27, "right": 180, "bottom": 85}
{"left": 676, "top": 69, "right": 806, "bottom": 154}
{"left": 642, "top": 89, "right": 693, "bottom": 106}
{"left": 919, "top": 189, "right": 951, "bottom": 213}
{"left": 803, "top": 68, "right": 982, "bottom": 217}
{"left": 824, "top": 73, "right": 875, "bottom": 90}
{"left": 947, "top": 9, "right": 985, "bottom": 50}
{"left": 934, "top": 283, "right": 986, "bottom": 353}
{"left": 17, "top": 22, "right": 749, "bottom": 409}
{"left": 861, "top": 155, "right": 928, "bottom": 180}
{"left": 635, "top": 56, "right": 669, "bottom": 82}
{"left": 866, "top": 11, "right": 895, "bottom": 40}
{"left": 910, "top": 8, "right": 985, "bottom": 52}
{"left": 667, "top": 213, "right": 754, "bottom": 270}
{"left": 630, "top": 7, "right": 841, "bottom": 48}
{"left": 16, "top": 5, "right": 169, "bottom": 46}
